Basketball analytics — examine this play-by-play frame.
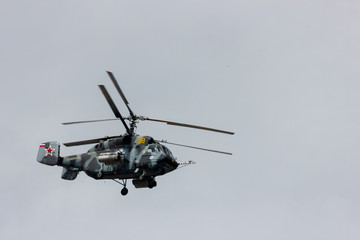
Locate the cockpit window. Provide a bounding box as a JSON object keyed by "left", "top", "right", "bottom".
{"left": 160, "top": 145, "right": 173, "bottom": 157}
{"left": 147, "top": 144, "right": 158, "bottom": 153}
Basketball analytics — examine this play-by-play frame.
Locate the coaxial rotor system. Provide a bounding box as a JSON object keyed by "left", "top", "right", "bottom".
{"left": 62, "top": 71, "right": 234, "bottom": 155}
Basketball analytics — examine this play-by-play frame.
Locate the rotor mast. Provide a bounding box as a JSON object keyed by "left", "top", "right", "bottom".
{"left": 127, "top": 115, "right": 139, "bottom": 135}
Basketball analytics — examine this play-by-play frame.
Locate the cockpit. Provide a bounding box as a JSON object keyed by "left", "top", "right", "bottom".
{"left": 147, "top": 144, "right": 174, "bottom": 158}
{"left": 147, "top": 144, "right": 159, "bottom": 153}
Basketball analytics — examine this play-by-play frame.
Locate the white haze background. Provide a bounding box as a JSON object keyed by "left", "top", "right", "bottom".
{"left": 1, "top": 1, "right": 360, "bottom": 239}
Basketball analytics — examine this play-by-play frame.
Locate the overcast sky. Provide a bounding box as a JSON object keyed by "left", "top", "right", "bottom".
{"left": 1, "top": 0, "right": 360, "bottom": 239}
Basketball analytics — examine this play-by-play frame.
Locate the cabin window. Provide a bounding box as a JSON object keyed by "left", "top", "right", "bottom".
{"left": 161, "top": 145, "right": 174, "bottom": 158}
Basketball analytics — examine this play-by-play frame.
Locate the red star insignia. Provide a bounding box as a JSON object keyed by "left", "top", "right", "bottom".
{"left": 44, "top": 145, "right": 55, "bottom": 157}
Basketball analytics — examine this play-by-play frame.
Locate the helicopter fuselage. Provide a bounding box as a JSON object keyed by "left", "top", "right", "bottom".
{"left": 37, "top": 135, "right": 178, "bottom": 189}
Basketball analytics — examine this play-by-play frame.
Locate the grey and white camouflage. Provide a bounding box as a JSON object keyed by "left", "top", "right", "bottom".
{"left": 37, "top": 135, "right": 179, "bottom": 191}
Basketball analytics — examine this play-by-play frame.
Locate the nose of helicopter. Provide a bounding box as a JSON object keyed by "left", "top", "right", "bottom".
{"left": 157, "top": 154, "right": 179, "bottom": 172}
{"left": 167, "top": 156, "right": 179, "bottom": 169}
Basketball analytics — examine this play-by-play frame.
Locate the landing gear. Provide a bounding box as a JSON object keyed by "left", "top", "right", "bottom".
{"left": 149, "top": 179, "right": 157, "bottom": 189}
{"left": 113, "top": 179, "right": 128, "bottom": 196}
{"left": 139, "top": 170, "right": 146, "bottom": 180}
{"left": 121, "top": 187, "right": 128, "bottom": 196}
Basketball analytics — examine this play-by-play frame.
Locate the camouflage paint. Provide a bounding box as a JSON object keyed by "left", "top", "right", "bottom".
{"left": 37, "top": 135, "right": 179, "bottom": 188}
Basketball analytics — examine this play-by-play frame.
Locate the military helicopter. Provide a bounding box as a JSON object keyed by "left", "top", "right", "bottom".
{"left": 37, "top": 71, "right": 234, "bottom": 195}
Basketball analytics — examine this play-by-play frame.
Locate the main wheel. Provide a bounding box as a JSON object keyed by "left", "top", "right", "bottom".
{"left": 149, "top": 180, "right": 157, "bottom": 189}
{"left": 121, "top": 187, "right": 128, "bottom": 196}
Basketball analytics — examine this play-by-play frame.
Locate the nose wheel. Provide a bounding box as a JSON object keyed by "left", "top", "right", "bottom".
{"left": 113, "top": 179, "right": 128, "bottom": 196}
{"left": 149, "top": 179, "right": 157, "bottom": 189}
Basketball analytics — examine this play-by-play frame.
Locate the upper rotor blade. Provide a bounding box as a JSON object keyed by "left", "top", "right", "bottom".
{"left": 146, "top": 118, "right": 235, "bottom": 135}
{"left": 99, "top": 85, "right": 122, "bottom": 118}
{"left": 106, "top": 71, "right": 135, "bottom": 118}
{"left": 62, "top": 118, "right": 119, "bottom": 125}
{"left": 98, "top": 85, "right": 130, "bottom": 133}
{"left": 64, "top": 135, "right": 120, "bottom": 147}
{"left": 157, "top": 140, "right": 232, "bottom": 155}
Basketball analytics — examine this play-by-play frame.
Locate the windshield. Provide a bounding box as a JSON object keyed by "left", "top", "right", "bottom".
{"left": 147, "top": 144, "right": 159, "bottom": 153}
{"left": 147, "top": 144, "right": 172, "bottom": 157}
{"left": 160, "top": 145, "right": 174, "bottom": 158}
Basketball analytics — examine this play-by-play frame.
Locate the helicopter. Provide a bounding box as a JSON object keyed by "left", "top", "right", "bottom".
{"left": 37, "top": 71, "right": 234, "bottom": 195}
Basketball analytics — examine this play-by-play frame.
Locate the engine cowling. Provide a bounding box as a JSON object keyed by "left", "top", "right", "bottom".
{"left": 98, "top": 151, "right": 126, "bottom": 165}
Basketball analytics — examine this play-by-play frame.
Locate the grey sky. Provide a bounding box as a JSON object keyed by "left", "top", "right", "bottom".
{"left": 1, "top": 0, "right": 360, "bottom": 239}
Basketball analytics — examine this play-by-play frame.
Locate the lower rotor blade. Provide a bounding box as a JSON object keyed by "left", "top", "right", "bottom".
{"left": 62, "top": 118, "right": 119, "bottom": 125}
{"left": 64, "top": 135, "right": 120, "bottom": 147}
{"left": 146, "top": 118, "right": 235, "bottom": 135}
{"left": 157, "top": 140, "right": 232, "bottom": 155}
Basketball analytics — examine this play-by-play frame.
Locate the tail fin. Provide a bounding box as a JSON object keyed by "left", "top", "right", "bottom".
{"left": 37, "top": 142, "right": 60, "bottom": 166}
